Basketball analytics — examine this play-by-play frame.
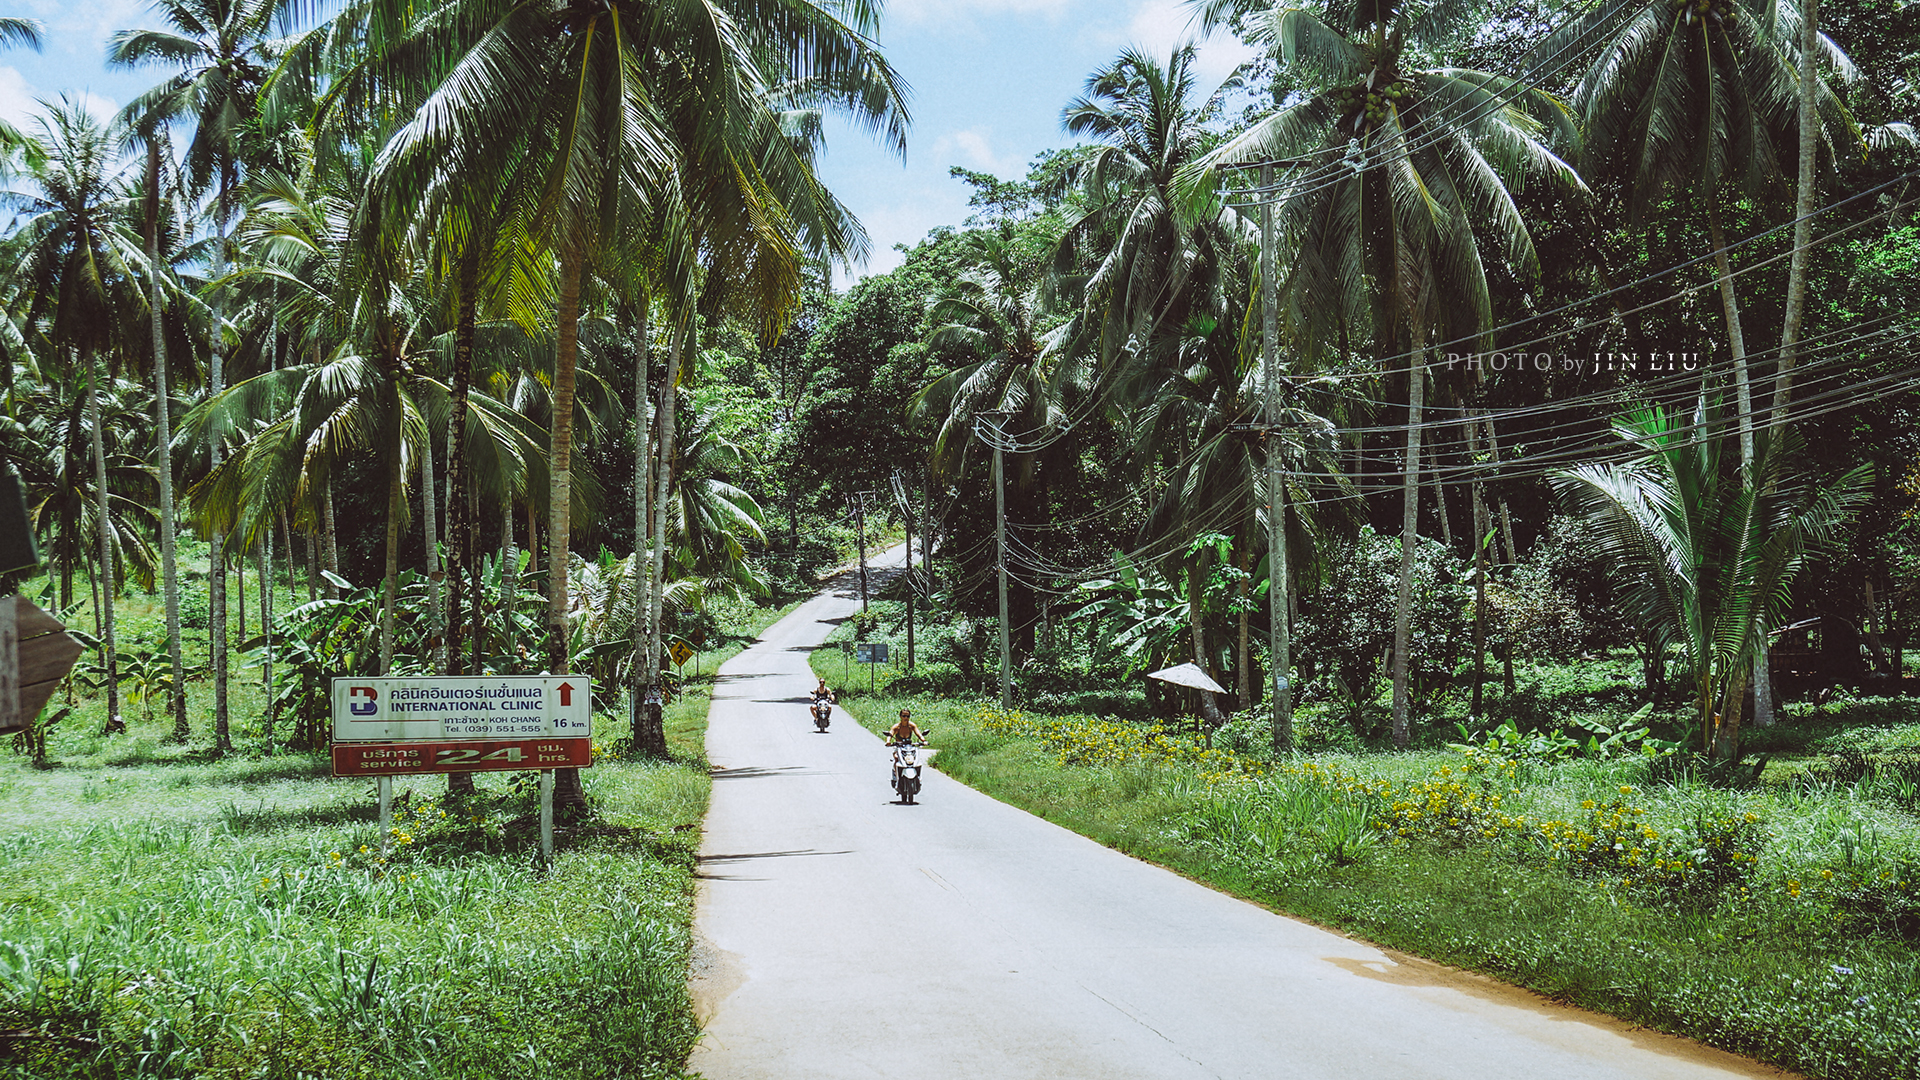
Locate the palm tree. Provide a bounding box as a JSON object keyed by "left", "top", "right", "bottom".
{"left": 4, "top": 360, "right": 161, "bottom": 619}
{"left": 0, "top": 19, "right": 45, "bottom": 171}
{"left": 917, "top": 225, "right": 1064, "bottom": 480}
{"left": 1545, "top": 0, "right": 1863, "bottom": 731}
{"left": 2, "top": 100, "right": 164, "bottom": 735}
{"left": 1534, "top": 0, "right": 1858, "bottom": 464}
{"left": 1055, "top": 44, "right": 1284, "bottom": 703}
{"left": 1058, "top": 44, "right": 1243, "bottom": 380}
{"left": 123, "top": 128, "right": 197, "bottom": 743}
{"left": 1554, "top": 401, "right": 1869, "bottom": 758}
{"left": 324, "top": 0, "right": 907, "bottom": 780}
{"left": 111, "top": 0, "right": 282, "bottom": 747}
{"left": 661, "top": 411, "right": 770, "bottom": 600}
{"left": 190, "top": 154, "right": 443, "bottom": 686}
{"left": 1185, "top": 0, "right": 1585, "bottom": 748}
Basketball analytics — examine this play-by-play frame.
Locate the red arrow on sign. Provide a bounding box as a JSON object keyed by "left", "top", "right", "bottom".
{"left": 556, "top": 682, "right": 574, "bottom": 707}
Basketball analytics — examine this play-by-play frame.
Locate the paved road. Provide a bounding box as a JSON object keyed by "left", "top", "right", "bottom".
{"left": 691, "top": 555, "right": 1793, "bottom": 1080}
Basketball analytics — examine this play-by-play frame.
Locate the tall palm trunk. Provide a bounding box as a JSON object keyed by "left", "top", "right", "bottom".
{"left": 1391, "top": 327, "right": 1427, "bottom": 750}
{"left": 145, "top": 143, "right": 188, "bottom": 743}
{"left": 257, "top": 529, "right": 272, "bottom": 742}
{"left": 236, "top": 543, "right": 245, "bottom": 642}
{"left": 640, "top": 319, "right": 687, "bottom": 759}
{"left": 1755, "top": 0, "right": 1821, "bottom": 731}
{"left": 447, "top": 255, "right": 480, "bottom": 795}
{"left": 1709, "top": 200, "right": 1762, "bottom": 729}
{"left": 1775, "top": 0, "right": 1819, "bottom": 423}
{"left": 501, "top": 501, "right": 518, "bottom": 672}
{"left": 380, "top": 407, "right": 403, "bottom": 676}
{"left": 210, "top": 192, "right": 230, "bottom": 754}
{"left": 631, "top": 301, "right": 662, "bottom": 756}
{"left": 1483, "top": 415, "right": 1518, "bottom": 567}
{"left": 323, "top": 481, "right": 341, "bottom": 596}
{"left": 422, "top": 423, "right": 443, "bottom": 672}
{"left": 85, "top": 352, "right": 123, "bottom": 735}
{"left": 549, "top": 248, "right": 585, "bottom": 809}
{"left": 1189, "top": 559, "right": 1221, "bottom": 728}
{"left": 1431, "top": 436, "right": 1454, "bottom": 552}
{"left": 1707, "top": 202, "right": 1755, "bottom": 466}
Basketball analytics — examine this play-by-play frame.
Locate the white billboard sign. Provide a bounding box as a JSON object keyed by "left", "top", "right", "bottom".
{"left": 331, "top": 675, "right": 593, "bottom": 742}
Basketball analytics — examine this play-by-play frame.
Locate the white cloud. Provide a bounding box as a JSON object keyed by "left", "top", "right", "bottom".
{"left": 838, "top": 192, "right": 971, "bottom": 285}
{"left": 930, "top": 126, "right": 1013, "bottom": 175}
{"left": 1095, "top": 0, "right": 1261, "bottom": 89}
{"left": 885, "top": 0, "right": 1079, "bottom": 31}
{"left": 0, "top": 68, "right": 118, "bottom": 132}
{"left": 18, "top": 0, "right": 149, "bottom": 50}
{"left": 0, "top": 67, "right": 37, "bottom": 132}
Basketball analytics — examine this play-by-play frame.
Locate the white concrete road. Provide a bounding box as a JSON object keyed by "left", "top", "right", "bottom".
{"left": 691, "top": 552, "right": 1793, "bottom": 1080}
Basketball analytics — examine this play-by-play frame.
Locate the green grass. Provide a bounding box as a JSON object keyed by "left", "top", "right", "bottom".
{"left": 0, "top": 748, "right": 704, "bottom": 1078}
{"left": 821, "top": 676, "right": 1920, "bottom": 1080}
{"left": 0, "top": 573, "right": 801, "bottom": 1079}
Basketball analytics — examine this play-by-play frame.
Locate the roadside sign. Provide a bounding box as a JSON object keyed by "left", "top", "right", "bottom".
{"left": 667, "top": 639, "right": 695, "bottom": 668}
{"left": 330, "top": 675, "right": 592, "bottom": 742}
{"left": 855, "top": 641, "right": 888, "bottom": 664}
{"left": 332, "top": 738, "right": 591, "bottom": 777}
{"left": 0, "top": 596, "right": 83, "bottom": 734}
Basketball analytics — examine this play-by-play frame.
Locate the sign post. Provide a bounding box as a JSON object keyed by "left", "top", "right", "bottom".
{"left": 855, "top": 641, "right": 888, "bottom": 693}
{"left": 330, "top": 675, "right": 592, "bottom": 862}
{"left": 539, "top": 769, "right": 554, "bottom": 863}
{"left": 378, "top": 776, "right": 392, "bottom": 854}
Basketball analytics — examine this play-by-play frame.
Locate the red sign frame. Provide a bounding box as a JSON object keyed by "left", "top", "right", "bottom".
{"left": 331, "top": 738, "right": 592, "bottom": 777}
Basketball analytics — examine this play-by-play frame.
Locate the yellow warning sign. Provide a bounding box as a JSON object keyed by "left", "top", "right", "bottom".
{"left": 667, "top": 639, "right": 695, "bottom": 667}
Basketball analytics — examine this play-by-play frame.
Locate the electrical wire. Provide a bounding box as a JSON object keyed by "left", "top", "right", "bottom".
{"left": 1215, "top": 0, "right": 1639, "bottom": 212}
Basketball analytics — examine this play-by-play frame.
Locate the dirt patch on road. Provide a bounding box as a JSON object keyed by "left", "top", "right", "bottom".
{"left": 1321, "top": 951, "right": 1801, "bottom": 1078}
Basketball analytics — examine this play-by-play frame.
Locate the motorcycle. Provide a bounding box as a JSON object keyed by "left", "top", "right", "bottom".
{"left": 810, "top": 695, "right": 832, "bottom": 732}
{"left": 890, "top": 740, "right": 927, "bottom": 803}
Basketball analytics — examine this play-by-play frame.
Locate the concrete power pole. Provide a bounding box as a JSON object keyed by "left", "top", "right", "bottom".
{"left": 894, "top": 472, "right": 916, "bottom": 671}
{"left": 994, "top": 437, "right": 1012, "bottom": 710}
{"left": 1261, "top": 164, "right": 1293, "bottom": 754}
{"left": 852, "top": 493, "right": 869, "bottom": 613}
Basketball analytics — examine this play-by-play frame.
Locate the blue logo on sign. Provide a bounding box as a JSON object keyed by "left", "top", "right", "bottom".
{"left": 349, "top": 686, "right": 379, "bottom": 716}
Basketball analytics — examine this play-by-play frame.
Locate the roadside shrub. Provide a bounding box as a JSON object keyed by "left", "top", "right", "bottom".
{"left": 1382, "top": 755, "right": 1518, "bottom": 845}
{"left": 1824, "top": 859, "right": 1920, "bottom": 940}
{"left": 975, "top": 706, "right": 1252, "bottom": 782}
{"left": 1182, "top": 762, "right": 1389, "bottom": 866}
{"left": 1559, "top": 794, "right": 1764, "bottom": 902}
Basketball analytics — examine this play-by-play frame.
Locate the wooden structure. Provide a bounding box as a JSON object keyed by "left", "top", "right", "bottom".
{"left": 0, "top": 596, "right": 84, "bottom": 734}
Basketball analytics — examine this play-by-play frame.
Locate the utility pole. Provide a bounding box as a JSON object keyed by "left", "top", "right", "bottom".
{"left": 894, "top": 471, "right": 916, "bottom": 671}
{"left": 980, "top": 413, "right": 1013, "bottom": 710}
{"left": 1261, "top": 163, "right": 1293, "bottom": 754}
{"left": 851, "top": 492, "right": 869, "bottom": 613}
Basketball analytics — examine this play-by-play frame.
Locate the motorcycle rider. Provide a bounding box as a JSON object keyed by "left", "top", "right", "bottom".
{"left": 886, "top": 709, "right": 927, "bottom": 792}
{"left": 885, "top": 709, "right": 925, "bottom": 745}
{"left": 809, "top": 678, "right": 835, "bottom": 728}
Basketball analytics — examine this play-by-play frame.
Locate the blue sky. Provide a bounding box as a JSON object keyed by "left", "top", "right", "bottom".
{"left": 0, "top": 0, "right": 1256, "bottom": 284}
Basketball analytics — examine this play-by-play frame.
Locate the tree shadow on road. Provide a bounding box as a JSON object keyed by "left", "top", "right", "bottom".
{"left": 709, "top": 766, "right": 813, "bottom": 780}
{"left": 695, "top": 848, "right": 853, "bottom": 880}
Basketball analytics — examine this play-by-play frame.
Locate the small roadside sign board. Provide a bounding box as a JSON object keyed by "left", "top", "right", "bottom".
{"left": 667, "top": 639, "right": 695, "bottom": 668}
{"left": 331, "top": 675, "right": 591, "bottom": 743}
{"left": 1, "top": 596, "right": 83, "bottom": 734}
{"left": 855, "top": 641, "right": 888, "bottom": 664}
{"left": 332, "top": 738, "right": 591, "bottom": 777}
